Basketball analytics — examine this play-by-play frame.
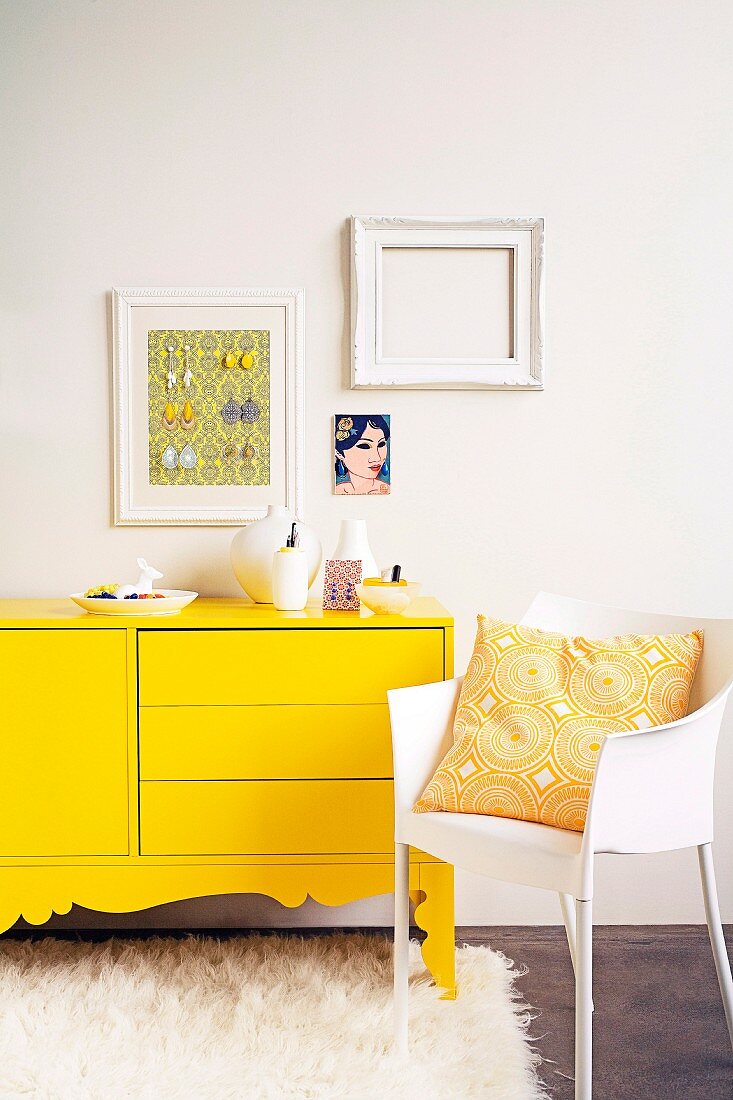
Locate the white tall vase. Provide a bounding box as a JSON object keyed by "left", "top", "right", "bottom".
{"left": 332, "top": 519, "right": 379, "bottom": 580}
{"left": 231, "top": 505, "right": 322, "bottom": 604}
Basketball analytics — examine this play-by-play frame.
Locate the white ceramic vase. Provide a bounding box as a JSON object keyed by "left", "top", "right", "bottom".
{"left": 332, "top": 519, "right": 379, "bottom": 580}
{"left": 231, "top": 505, "right": 322, "bottom": 604}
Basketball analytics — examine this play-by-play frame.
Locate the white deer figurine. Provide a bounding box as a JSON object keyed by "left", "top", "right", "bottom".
{"left": 116, "top": 558, "right": 164, "bottom": 599}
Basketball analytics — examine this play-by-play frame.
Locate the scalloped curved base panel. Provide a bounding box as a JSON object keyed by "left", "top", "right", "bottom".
{"left": 412, "top": 862, "right": 457, "bottom": 998}
{"left": 0, "top": 860, "right": 455, "bottom": 995}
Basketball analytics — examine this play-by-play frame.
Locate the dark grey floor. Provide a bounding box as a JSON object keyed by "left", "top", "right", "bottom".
{"left": 2, "top": 925, "right": 731, "bottom": 1098}
{"left": 458, "top": 925, "right": 733, "bottom": 1100}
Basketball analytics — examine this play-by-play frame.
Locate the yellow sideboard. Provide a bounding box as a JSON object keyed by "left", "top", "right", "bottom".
{"left": 0, "top": 597, "right": 456, "bottom": 994}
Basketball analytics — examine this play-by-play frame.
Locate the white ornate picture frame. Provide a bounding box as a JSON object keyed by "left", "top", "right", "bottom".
{"left": 112, "top": 287, "right": 304, "bottom": 526}
{"left": 351, "top": 216, "right": 544, "bottom": 389}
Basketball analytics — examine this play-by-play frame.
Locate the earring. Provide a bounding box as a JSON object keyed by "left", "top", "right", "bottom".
{"left": 240, "top": 439, "right": 257, "bottom": 468}
{"left": 241, "top": 390, "right": 260, "bottom": 423}
{"left": 241, "top": 351, "right": 254, "bottom": 370}
{"left": 224, "top": 351, "right": 237, "bottom": 369}
{"left": 162, "top": 401, "right": 178, "bottom": 431}
{"left": 221, "top": 388, "right": 241, "bottom": 460}
{"left": 183, "top": 344, "right": 193, "bottom": 390}
{"left": 179, "top": 345, "right": 196, "bottom": 430}
{"left": 162, "top": 344, "right": 178, "bottom": 429}
{"left": 179, "top": 443, "right": 197, "bottom": 469}
{"left": 161, "top": 444, "right": 178, "bottom": 470}
{"left": 166, "top": 344, "right": 176, "bottom": 390}
{"left": 221, "top": 398, "right": 241, "bottom": 425}
{"left": 180, "top": 400, "right": 195, "bottom": 430}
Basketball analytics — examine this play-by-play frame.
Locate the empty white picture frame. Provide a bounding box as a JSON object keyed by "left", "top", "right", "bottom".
{"left": 351, "top": 215, "right": 545, "bottom": 389}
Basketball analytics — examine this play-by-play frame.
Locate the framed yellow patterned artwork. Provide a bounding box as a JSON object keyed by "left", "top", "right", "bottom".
{"left": 112, "top": 287, "right": 304, "bottom": 526}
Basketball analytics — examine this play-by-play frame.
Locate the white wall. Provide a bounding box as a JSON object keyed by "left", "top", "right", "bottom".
{"left": 2, "top": 0, "right": 733, "bottom": 928}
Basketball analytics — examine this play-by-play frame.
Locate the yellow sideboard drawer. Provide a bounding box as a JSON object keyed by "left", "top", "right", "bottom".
{"left": 140, "top": 704, "right": 392, "bottom": 780}
{"left": 140, "top": 779, "right": 394, "bottom": 855}
{"left": 0, "top": 630, "right": 129, "bottom": 856}
{"left": 138, "top": 628, "right": 444, "bottom": 706}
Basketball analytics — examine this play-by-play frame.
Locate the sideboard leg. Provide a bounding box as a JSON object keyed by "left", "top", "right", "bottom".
{"left": 413, "top": 861, "right": 456, "bottom": 999}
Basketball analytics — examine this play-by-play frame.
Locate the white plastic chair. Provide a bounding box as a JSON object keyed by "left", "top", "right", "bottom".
{"left": 389, "top": 593, "right": 733, "bottom": 1100}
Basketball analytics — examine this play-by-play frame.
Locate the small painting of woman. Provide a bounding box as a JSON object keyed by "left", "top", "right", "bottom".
{"left": 334, "top": 414, "right": 390, "bottom": 495}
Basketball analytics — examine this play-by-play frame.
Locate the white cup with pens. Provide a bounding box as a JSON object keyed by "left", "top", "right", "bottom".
{"left": 272, "top": 523, "right": 309, "bottom": 611}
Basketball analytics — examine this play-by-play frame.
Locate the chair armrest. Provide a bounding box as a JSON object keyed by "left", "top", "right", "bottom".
{"left": 388, "top": 677, "right": 463, "bottom": 815}
{"left": 585, "top": 690, "right": 732, "bottom": 855}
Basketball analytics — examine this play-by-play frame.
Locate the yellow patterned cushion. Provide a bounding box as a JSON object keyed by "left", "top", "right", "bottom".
{"left": 414, "top": 616, "right": 703, "bottom": 832}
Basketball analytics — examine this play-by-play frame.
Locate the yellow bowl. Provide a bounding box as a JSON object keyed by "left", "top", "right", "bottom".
{"left": 356, "top": 581, "right": 421, "bottom": 615}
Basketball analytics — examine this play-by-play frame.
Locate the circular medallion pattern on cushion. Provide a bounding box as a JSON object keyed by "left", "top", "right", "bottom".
{"left": 419, "top": 770, "right": 461, "bottom": 813}
{"left": 568, "top": 651, "right": 646, "bottom": 716}
{"left": 517, "top": 625, "right": 567, "bottom": 648}
{"left": 468, "top": 774, "right": 536, "bottom": 821}
{"left": 553, "top": 716, "right": 627, "bottom": 784}
{"left": 664, "top": 630, "right": 704, "bottom": 663}
{"left": 452, "top": 706, "right": 481, "bottom": 745}
{"left": 477, "top": 703, "right": 554, "bottom": 772}
{"left": 541, "top": 785, "right": 592, "bottom": 832}
{"left": 495, "top": 647, "right": 568, "bottom": 705}
{"left": 648, "top": 665, "right": 694, "bottom": 720}
{"left": 460, "top": 641, "right": 498, "bottom": 705}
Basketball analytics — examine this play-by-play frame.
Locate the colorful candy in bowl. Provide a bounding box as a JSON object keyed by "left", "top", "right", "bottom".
{"left": 70, "top": 589, "right": 198, "bottom": 616}
{"left": 70, "top": 560, "right": 198, "bottom": 616}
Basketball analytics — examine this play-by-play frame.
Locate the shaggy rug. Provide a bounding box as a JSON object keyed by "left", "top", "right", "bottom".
{"left": 0, "top": 933, "right": 546, "bottom": 1099}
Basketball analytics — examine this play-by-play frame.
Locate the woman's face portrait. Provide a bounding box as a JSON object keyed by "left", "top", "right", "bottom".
{"left": 334, "top": 415, "right": 391, "bottom": 496}
{"left": 343, "top": 425, "right": 387, "bottom": 479}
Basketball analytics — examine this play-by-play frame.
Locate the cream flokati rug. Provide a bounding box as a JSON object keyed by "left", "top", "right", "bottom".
{"left": 0, "top": 934, "right": 546, "bottom": 1100}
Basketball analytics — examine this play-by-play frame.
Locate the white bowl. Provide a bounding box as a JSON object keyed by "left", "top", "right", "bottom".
{"left": 69, "top": 589, "right": 198, "bottom": 616}
{"left": 355, "top": 581, "right": 421, "bottom": 616}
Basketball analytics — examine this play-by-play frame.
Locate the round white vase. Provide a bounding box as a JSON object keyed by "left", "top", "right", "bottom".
{"left": 332, "top": 519, "right": 379, "bottom": 580}
{"left": 231, "top": 505, "right": 322, "bottom": 604}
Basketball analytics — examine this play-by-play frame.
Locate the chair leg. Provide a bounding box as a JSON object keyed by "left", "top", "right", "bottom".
{"left": 575, "top": 899, "right": 593, "bottom": 1100}
{"left": 561, "top": 891, "right": 595, "bottom": 1012}
{"left": 698, "top": 843, "right": 733, "bottom": 1049}
{"left": 559, "top": 892, "right": 577, "bottom": 974}
{"left": 394, "top": 842, "right": 410, "bottom": 1055}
